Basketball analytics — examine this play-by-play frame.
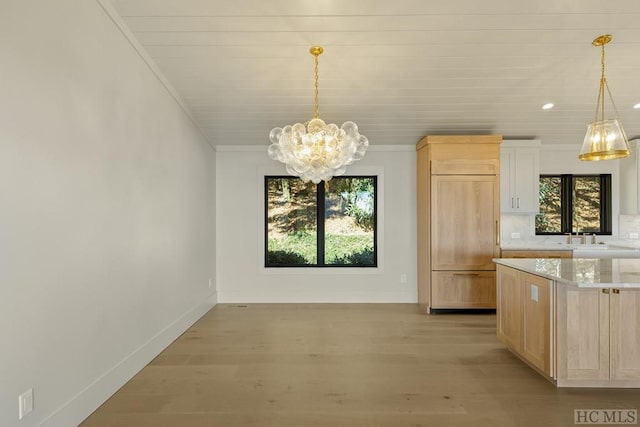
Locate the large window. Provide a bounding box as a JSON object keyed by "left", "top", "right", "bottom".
{"left": 536, "top": 174, "right": 611, "bottom": 235}
{"left": 265, "top": 176, "right": 377, "bottom": 267}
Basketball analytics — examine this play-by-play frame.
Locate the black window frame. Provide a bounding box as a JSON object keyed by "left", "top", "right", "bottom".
{"left": 536, "top": 174, "right": 612, "bottom": 235}
{"left": 264, "top": 175, "right": 378, "bottom": 268}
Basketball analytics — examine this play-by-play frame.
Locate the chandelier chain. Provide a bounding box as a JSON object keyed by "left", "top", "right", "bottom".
{"left": 314, "top": 52, "right": 319, "bottom": 119}
{"left": 600, "top": 42, "right": 606, "bottom": 123}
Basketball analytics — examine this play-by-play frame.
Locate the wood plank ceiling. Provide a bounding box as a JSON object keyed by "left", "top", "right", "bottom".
{"left": 108, "top": 0, "right": 640, "bottom": 146}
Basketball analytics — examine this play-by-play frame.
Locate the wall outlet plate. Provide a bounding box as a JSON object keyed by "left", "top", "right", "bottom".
{"left": 510, "top": 232, "right": 521, "bottom": 239}
{"left": 630, "top": 232, "right": 639, "bottom": 239}
{"left": 19, "top": 388, "right": 33, "bottom": 420}
{"left": 531, "top": 285, "right": 539, "bottom": 302}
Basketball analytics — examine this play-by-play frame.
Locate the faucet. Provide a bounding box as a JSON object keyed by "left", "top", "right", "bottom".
{"left": 566, "top": 231, "right": 585, "bottom": 245}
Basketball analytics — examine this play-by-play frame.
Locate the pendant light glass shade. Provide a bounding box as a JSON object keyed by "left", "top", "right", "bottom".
{"left": 579, "top": 34, "right": 630, "bottom": 161}
{"left": 579, "top": 119, "right": 629, "bottom": 161}
{"left": 267, "top": 46, "right": 368, "bottom": 183}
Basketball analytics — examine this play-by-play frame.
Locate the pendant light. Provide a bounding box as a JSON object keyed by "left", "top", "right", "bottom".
{"left": 579, "top": 34, "right": 630, "bottom": 161}
{"left": 267, "top": 46, "right": 369, "bottom": 183}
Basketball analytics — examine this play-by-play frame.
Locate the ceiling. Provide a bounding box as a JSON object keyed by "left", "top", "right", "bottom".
{"left": 107, "top": 0, "right": 640, "bottom": 147}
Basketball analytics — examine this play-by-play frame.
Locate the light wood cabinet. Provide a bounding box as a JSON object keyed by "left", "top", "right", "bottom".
{"left": 611, "top": 289, "right": 640, "bottom": 379}
{"left": 521, "top": 272, "right": 553, "bottom": 376}
{"left": 431, "top": 175, "right": 499, "bottom": 271}
{"left": 556, "top": 286, "right": 609, "bottom": 381}
{"left": 497, "top": 263, "right": 640, "bottom": 387}
{"left": 431, "top": 271, "right": 496, "bottom": 309}
{"left": 496, "top": 265, "right": 553, "bottom": 377}
{"left": 497, "top": 265, "right": 522, "bottom": 350}
{"left": 557, "top": 285, "right": 640, "bottom": 385}
{"left": 500, "top": 141, "right": 540, "bottom": 214}
{"left": 417, "top": 135, "right": 501, "bottom": 312}
{"left": 501, "top": 250, "right": 572, "bottom": 259}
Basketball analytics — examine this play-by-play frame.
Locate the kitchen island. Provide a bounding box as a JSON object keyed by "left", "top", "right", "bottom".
{"left": 494, "top": 257, "right": 640, "bottom": 388}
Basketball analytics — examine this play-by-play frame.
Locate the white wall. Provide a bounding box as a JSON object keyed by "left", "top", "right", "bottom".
{"left": 216, "top": 146, "right": 417, "bottom": 303}
{"left": 0, "top": 1, "right": 216, "bottom": 426}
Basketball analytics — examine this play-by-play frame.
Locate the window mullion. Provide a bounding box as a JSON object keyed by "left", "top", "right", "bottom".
{"left": 601, "top": 174, "right": 612, "bottom": 234}
{"left": 561, "top": 175, "right": 573, "bottom": 234}
{"left": 317, "top": 182, "right": 325, "bottom": 265}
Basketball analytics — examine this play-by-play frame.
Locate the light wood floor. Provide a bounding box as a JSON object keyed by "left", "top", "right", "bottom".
{"left": 81, "top": 304, "right": 639, "bottom": 427}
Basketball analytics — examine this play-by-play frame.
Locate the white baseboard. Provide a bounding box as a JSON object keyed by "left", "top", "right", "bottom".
{"left": 40, "top": 292, "right": 217, "bottom": 427}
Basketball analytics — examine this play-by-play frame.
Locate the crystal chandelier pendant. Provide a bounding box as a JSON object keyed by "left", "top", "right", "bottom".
{"left": 267, "top": 46, "right": 369, "bottom": 183}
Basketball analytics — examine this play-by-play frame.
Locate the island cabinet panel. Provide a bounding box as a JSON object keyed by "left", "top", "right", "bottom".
{"left": 610, "top": 289, "right": 640, "bottom": 380}
{"left": 497, "top": 266, "right": 522, "bottom": 351}
{"left": 496, "top": 259, "right": 640, "bottom": 387}
{"left": 558, "top": 286, "right": 609, "bottom": 380}
{"left": 556, "top": 284, "right": 640, "bottom": 386}
{"left": 496, "top": 265, "right": 554, "bottom": 377}
{"left": 521, "top": 272, "right": 553, "bottom": 376}
{"left": 431, "top": 271, "right": 496, "bottom": 308}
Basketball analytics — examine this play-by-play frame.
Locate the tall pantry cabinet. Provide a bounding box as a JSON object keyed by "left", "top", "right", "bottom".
{"left": 417, "top": 135, "right": 502, "bottom": 313}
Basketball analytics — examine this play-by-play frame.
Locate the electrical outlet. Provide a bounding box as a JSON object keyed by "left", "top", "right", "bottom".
{"left": 400, "top": 274, "right": 407, "bottom": 284}
{"left": 208, "top": 278, "right": 213, "bottom": 289}
{"left": 531, "top": 285, "right": 539, "bottom": 302}
{"left": 630, "top": 232, "right": 639, "bottom": 239}
{"left": 19, "top": 389, "right": 33, "bottom": 420}
{"left": 510, "top": 232, "right": 521, "bottom": 239}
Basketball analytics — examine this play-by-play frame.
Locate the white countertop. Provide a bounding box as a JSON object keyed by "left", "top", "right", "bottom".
{"left": 494, "top": 258, "right": 640, "bottom": 288}
{"left": 500, "top": 242, "right": 637, "bottom": 251}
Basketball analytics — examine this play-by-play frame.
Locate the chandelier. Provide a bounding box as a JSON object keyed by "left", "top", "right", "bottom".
{"left": 579, "top": 34, "right": 630, "bottom": 161}
{"left": 267, "top": 46, "right": 369, "bottom": 183}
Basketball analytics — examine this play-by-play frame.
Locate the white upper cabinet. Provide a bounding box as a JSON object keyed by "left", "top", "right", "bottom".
{"left": 619, "top": 140, "right": 640, "bottom": 215}
{"left": 500, "top": 141, "right": 541, "bottom": 214}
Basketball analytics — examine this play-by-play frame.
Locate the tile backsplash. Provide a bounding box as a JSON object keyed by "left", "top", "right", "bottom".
{"left": 501, "top": 214, "right": 640, "bottom": 246}
{"left": 619, "top": 215, "right": 640, "bottom": 240}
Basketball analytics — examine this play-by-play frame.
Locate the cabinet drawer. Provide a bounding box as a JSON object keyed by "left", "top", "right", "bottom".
{"left": 431, "top": 271, "right": 496, "bottom": 309}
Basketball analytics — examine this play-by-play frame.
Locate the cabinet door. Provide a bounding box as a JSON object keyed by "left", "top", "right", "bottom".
{"left": 431, "top": 175, "right": 499, "bottom": 270}
{"left": 521, "top": 272, "right": 553, "bottom": 376}
{"left": 431, "top": 271, "right": 496, "bottom": 309}
{"left": 512, "top": 148, "right": 539, "bottom": 213}
{"left": 500, "top": 146, "right": 539, "bottom": 214}
{"left": 557, "top": 286, "right": 609, "bottom": 380}
{"left": 496, "top": 266, "right": 522, "bottom": 351}
{"left": 610, "top": 289, "right": 640, "bottom": 379}
{"left": 500, "top": 148, "right": 516, "bottom": 212}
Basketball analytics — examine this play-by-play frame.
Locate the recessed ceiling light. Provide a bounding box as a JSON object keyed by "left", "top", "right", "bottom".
{"left": 542, "top": 103, "right": 554, "bottom": 110}
{"left": 634, "top": 103, "right": 640, "bottom": 109}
